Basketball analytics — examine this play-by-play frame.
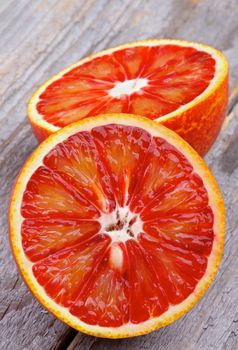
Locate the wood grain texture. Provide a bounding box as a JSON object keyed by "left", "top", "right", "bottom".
{"left": 0, "top": 0, "right": 238, "bottom": 349}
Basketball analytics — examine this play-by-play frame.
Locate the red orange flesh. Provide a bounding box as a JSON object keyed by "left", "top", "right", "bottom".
{"left": 28, "top": 40, "right": 228, "bottom": 155}
{"left": 10, "top": 115, "right": 225, "bottom": 338}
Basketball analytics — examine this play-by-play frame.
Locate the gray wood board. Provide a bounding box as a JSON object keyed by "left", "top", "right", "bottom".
{"left": 0, "top": 0, "right": 238, "bottom": 349}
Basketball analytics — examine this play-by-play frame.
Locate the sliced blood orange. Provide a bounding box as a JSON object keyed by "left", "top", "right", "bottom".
{"left": 28, "top": 39, "right": 228, "bottom": 155}
{"left": 9, "top": 114, "right": 225, "bottom": 338}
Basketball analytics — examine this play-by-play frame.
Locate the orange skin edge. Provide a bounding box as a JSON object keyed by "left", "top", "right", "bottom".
{"left": 30, "top": 121, "right": 52, "bottom": 143}
{"left": 161, "top": 76, "right": 228, "bottom": 156}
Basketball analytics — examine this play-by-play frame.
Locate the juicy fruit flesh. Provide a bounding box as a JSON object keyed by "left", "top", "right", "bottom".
{"left": 37, "top": 45, "right": 215, "bottom": 127}
{"left": 21, "top": 124, "right": 214, "bottom": 327}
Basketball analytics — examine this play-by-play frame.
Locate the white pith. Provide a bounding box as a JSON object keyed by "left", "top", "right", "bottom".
{"left": 108, "top": 78, "right": 148, "bottom": 98}
{"left": 10, "top": 115, "right": 225, "bottom": 338}
{"left": 98, "top": 206, "right": 144, "bottom": 271}
{"left": 99, "top": 206, "right": 143, "bottom": 242}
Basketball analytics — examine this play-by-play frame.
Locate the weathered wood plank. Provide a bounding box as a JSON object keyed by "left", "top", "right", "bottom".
{"left": 1, "top": 0, "right": 238, "bottom": 349}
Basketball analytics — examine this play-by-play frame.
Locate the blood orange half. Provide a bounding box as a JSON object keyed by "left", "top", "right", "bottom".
{"left": 28, "top": 39, "right": 228, "bottom": 155}
{"left": 9, "top": 114, "right": 225, "bottom": 338}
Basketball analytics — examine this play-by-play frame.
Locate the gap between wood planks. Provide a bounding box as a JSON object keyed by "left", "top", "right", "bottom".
{"left": 49, "top": 86, "right": 238, "bottom": 350}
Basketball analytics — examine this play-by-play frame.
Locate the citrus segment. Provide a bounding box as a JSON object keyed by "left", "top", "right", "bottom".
{"left": 28, "top": 40, "right": 228, "bottom": 155}
{"left": 142, "top": 209, "right": 214, "bottom": 255}
{"left": 10, "top": 115, "right": 225, "bottom": 338}
{"left": 126, "top": 239, "right": 169, "bottom": 323}
{"left": 91, "top": 124, "right": 152, "bottom": 207}
{"left": 32, "top": 234, "right": 110, "bottom": 307}
{"left": 21, "top": 219, "right": 101, "bottom": 262}
{"left": 21, "top": 166, "right": 100, "bottom": 219}
{"left": 139, "top": 234, "right": 207, "bottom": 301}
{"left": 128, "top": 136, "right": 194, "bottom": 213}
{"left": 43, "top": 131, "right": 116, "bottom": 213}
{"left": 70, "top": 252, "right": 129, "bottom": 327}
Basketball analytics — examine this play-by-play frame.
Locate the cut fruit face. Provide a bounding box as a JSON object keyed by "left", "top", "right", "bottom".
{"left": 35, "top": 46, "right": 215, "bottom": 125}
{"left": 28, "top": 39, "right": 228, "bottom": 155}
{"left": 10, "top": 114, "right": 225, "bottom": 338}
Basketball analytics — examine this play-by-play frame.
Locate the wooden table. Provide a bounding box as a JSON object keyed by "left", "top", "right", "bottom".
{"left": 1, "top": 0, "right": 238, "bottom": 349}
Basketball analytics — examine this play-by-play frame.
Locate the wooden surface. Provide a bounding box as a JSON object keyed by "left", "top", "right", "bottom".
{"left": 1, "top": 0, "right": 238, "bottom": 349}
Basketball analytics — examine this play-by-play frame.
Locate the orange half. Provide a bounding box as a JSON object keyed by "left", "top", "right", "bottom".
{"left": 28, "top": 39, "right": 228, "bottom": 155}
{"left": 10, "top": 114, "right": 225, "bottom": 338}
